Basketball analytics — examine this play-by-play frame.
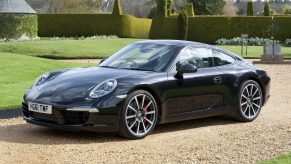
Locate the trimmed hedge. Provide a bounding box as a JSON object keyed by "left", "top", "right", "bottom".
{"left": 38, "top": 14, "right": 151, "bottom": 39}
{"left": 149, "top": 17, "right": 178, "bottom": 39}
{"left": 0, "top": 14, "right": 37, "bottom": 40}
{"left": 150, "top": 16, "right": 291, "bottom": 44}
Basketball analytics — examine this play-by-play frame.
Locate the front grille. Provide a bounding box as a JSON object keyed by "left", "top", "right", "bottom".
{"left": 22, "top": 102, "right": 89, "bottom": 125}
{"left": 60, "top": 111, "right": 89, "bottom": 125}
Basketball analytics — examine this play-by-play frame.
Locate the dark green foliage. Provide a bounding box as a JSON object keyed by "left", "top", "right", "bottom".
{"left": 247, "top": 1, "right": 254, "bottom": 16}
{"left": 184, "top": 3, "right": 195, "bottom": 17}
{"left": 150, "top": 16, "right": 291, "bottom": 44}
{"left": 112, "top": 0, "right": 122, "bottom": 15}
{"left": 148, "top": 6, "right": 157, "bottom": 18}
{"left": 167, "top": 0, "right": 172, "bottom": 16}
{"left": 178, "top": 11, "right": 188, "bottom": 40}
{"left": 263, "top": 1, "right": 270, "bottom": 16}
{"left": 0, "top": 14, "right": 37, "bottom": 40}
{"left": 157, "top": 0, "right": 167, "bottom": 17}
{"left": 187, "top": 0, "right": 225, "bottom": 15}
{"left": 38, "top": 14, "right": 151, "bottom": 39}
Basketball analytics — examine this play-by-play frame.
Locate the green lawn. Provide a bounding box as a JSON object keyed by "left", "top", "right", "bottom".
{"left": 1, "top": 39, "right": 290, "bottom": 59}
{"left": 220, "top": 46, "right": 291, "bottom": 59}
{"left": 0, "top": 38, "right": 142, "bottom": 59}
{"left": 259, "top": 153, "right": 291, "bottom": 164}
{"left": 0, "top": 52, "right": 94, "bottom": 110}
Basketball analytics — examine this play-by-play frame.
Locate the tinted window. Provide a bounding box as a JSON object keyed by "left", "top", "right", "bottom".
{"left": 212, "top": 50, "right": 236, "bottom": 66}
{"left": 177, "top": 47, "right": 214, "bottom": 69}
{"left": 100, "top": 43, "right": 181, "bottom": 72}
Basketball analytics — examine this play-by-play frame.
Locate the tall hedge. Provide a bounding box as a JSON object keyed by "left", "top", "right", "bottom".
{"left": 38, "top": 14, "right": 151, "bottom": 39}
{"left": 247, "top": 1, "right": 254, "bottom": 16}
{"left": 149, "top": 17, "right": 178, "bottom": 39}
{"left": 0, "top": 14, "right": 37, "bottom": 40}
{"left": 112, "top": 0, "right": 122, "bottom": 15}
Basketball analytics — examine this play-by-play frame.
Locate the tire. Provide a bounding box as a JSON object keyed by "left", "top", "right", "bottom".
{"left": 119, "top": 90, "right": 158, "bottom": 139}
{"left": 236, "top": 80, "right": 263, "bottom": 122}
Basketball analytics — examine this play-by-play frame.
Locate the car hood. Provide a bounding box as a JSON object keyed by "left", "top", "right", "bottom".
{"left": 26, "top": 67, "right": 147, "bottom": 105}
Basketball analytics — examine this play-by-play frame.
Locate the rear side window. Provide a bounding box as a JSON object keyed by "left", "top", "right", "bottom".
{"left": 178, "top": 47, "right": 214, "bottom": 69}
{"left": 212, "top": 50, "right": 236, "bottom": 66}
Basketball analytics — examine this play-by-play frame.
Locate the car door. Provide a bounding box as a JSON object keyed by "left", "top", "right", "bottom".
{"left": 163, "top": 47, "right": 225, "bottom": 117}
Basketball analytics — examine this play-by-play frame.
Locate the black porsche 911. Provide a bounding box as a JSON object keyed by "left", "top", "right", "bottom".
{"left": 23, "top": 40, "right": 270, "bottom": 139}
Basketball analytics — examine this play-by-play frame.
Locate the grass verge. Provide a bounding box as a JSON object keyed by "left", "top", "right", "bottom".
{"left": 0, "top": 39, "right": 290, "bottom": 59}
{"left": 259, "top": 152, "right": 291, "bottom": 164}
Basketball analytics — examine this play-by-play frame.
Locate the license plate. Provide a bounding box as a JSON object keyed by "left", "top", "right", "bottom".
{"left": 28, "top": 102, "right": 52, "bottom": 114}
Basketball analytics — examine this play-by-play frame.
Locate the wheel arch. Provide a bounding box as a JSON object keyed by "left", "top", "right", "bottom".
{"left": 128, "top": 85, "right": 162, "bottom": 124}
{"left": 239, "top": 75, "right": 266, "bottom": 105}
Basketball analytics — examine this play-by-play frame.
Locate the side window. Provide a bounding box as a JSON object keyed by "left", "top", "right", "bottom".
{"left": 177, "top": 47, "right": 214, "bottom": 69}
{"left": 213, "top": 50, "right": 236, "bottom": 66}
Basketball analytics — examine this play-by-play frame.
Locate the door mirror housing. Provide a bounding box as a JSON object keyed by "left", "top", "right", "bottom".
{"left": 176, "top": 62, "right": 197, "bottom": 77}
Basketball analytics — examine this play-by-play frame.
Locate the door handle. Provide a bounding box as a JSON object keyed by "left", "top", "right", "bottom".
{"left": 213, "top": 76, "right": 223, "bottom": 84}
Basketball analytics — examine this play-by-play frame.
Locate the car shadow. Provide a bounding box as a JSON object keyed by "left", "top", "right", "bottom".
{"left": 0, "top": 116, "right": 239, "bottom": 145}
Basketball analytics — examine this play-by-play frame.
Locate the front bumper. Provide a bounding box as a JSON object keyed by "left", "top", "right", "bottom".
{"left": 22, "top": 102, "right": 119, "bottom": 132}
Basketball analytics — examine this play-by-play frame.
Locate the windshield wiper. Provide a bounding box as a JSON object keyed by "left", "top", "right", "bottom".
{"left": 122, "top": 68, "right": 153, "bottom": 71}
{"left": 99, "top": 65, "right": 116, "bottom": 68}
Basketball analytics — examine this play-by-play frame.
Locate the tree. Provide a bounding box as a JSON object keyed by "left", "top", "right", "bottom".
{"left": 112, "top": 0, "right": 122, "bottom": 15}
{"left": 247, "top": 0, "right": 254, "bottom": 16}
{"left": 167, "top": 0, "right": 172, "bottom": 16}
{"left": 264, "top": 0, "right": 270, "bottom": 16}
{"left": 187, "top": 0, "right": 225, "bottom": 15}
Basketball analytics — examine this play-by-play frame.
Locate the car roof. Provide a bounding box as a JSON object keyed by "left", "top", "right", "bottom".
{"left": 135, "top": 39, "right": 211, "bottom": 47}
{"left": 135, "top": 40, "right": 244, "bottom": 61}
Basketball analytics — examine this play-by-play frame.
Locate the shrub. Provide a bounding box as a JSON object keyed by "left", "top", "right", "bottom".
{"left": 247, "top": 1, "right": 254, "bottom": 16}
{"left": 216, "top": 37, "right": 279, "bottom": 46}
{"left": 263, "top": 0, "right": 270, "bottom": 16}
{"left": 178, "top": 10, "right": 188, "bottom": 40}
{"left": 112, "top": 0, "right": 122, "bottom": 15}
{"left": 0, "top": 14, "right": 37, "bottom": 40}
{"left": 184, "top": 3, "right": 195, "bottom": 17}
{"left": 285, "top": 39, "right": 291, "bottom": 47}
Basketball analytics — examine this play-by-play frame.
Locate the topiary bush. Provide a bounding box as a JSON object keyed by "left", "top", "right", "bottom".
{"left": 178, "top": 10, "right": 188, "bottom": 40}
{"left": 184, "top": 3, "right": 195, "bottom": 17}
{"left": 263, "top": 0, "right": 270, "bottom": 16}
{"left": 157, "top": 0, "right": 167, "bottom": 18}
{"left": 112, "top": 0, "right": 122, "bottom": 15}
{"left": 0, "top": 14, "right": 37, "bottom": 40}
{"left": 247, "top": 1, "right": 254, "bottom": 16}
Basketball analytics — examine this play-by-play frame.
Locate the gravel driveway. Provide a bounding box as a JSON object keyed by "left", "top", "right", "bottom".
{"left": 0, "top": 63, "right": 290, "bottom": 164}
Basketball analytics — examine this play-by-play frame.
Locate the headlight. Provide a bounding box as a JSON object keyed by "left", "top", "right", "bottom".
{"left": 89, "top": 79, "right": 117, "bottom": 98}
{"left": 33, "top": 73, "right": 50, "bottom": 87}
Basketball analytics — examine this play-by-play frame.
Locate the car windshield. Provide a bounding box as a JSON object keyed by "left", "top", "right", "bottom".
{"left": 100, "top": 43, "right": 182, "bottom": 72}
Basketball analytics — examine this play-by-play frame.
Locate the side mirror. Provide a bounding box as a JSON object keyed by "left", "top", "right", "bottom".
{"left": 99, "top": 58, "right": 108, "bottom": 64}
{"left": 176, "top": 62, "right": 197, "bottom": 77}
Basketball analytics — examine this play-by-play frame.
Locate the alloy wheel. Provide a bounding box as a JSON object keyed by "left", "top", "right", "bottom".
{"left": 240, "top": 83, "right": 262, "bottom": 119}
{"left": 125, "top": 94, "right": 156, "bottom": 137}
